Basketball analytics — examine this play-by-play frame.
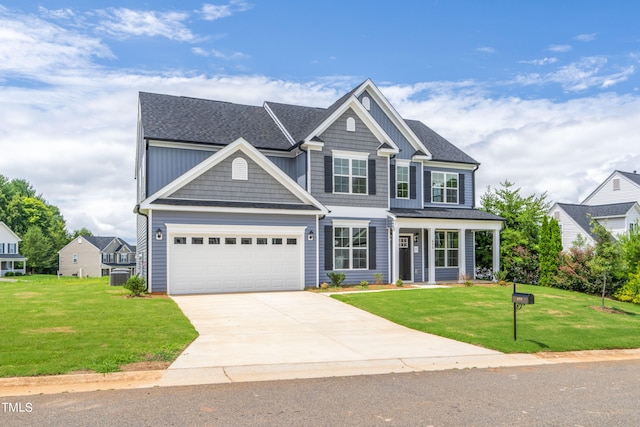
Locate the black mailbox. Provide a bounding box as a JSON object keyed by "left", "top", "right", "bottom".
{"left": 512, "top": 292, "right": 535, "bottom": 304}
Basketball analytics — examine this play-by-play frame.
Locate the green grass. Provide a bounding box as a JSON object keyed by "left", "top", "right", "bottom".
{"left": 332, "top": 284, "right": 640, "bottom": 353}
{"left": 0, "top": 275, "right": 198, "bottom": 377}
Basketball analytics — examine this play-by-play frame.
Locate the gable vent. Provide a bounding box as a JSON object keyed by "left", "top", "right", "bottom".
{"left": 232, "top": 157, "right": 248, "bottom": 180}
{"left": 346, "top": 117, "right": 356, "bottom": 132}
{"left": 613, "top": 178, "right": 620, "bottom": 191}
{"left": 362, "top": 96, "right": 371, "bottom": 110}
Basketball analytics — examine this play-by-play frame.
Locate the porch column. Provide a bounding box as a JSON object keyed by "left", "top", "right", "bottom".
{"left": 427, "top": 227, "right": 436, "bottom": 285}
{"left": 391, "top": 224, "right": 400, "bottom": 283}
{"left": 458, "top": 229, "right": 466, "bottom": 282}
{"left": 492, "top": 229, "right": 500, "bottom": 282}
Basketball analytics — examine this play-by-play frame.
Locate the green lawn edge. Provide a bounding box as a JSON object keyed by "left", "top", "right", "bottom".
{"left": 332, "top": 284, "right": 640, "bottom": 353}
{"left": 0, "top": 275, "right": 198, "bottom": 378}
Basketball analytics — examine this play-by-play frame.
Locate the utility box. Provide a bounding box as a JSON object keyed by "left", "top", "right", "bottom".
{"left": 512, "top": 292, "right": 535, "bottom": 304}
{"left": 110, "top": 269, "right": 131, "bottom": 286}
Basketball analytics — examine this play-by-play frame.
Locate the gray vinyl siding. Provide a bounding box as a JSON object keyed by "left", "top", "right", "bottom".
{"left": 136, "top": 213, "right": 148, "bottom": 278}
{"left": 150, "top": 211, "right": 316, "bottom": 293}
{"left": 310, "top": 110, "right": 388, "bottom": 207}
{"left": 319, "top": 217, "right": 389, "bottom": 285}
{"left": 423, "top": 229, "right": 475, "bottom": 282}
{"left": 266, "top": 155, "right": 297, "bottom": 181}
{"left": 358, "top": 91, "right": 413, "bottom": 157}
{"left": 435, "top": 268, "right": 459, "bottom": 282}
{"left": 466, "top": 230, "right": 475, "bottom": 279}
{"left": 424, "top": 166, "right": 474, "bottom": 209}
{"left": 147, "top": 146, "right": 214, "bottom": 195}
{"left": 169, "top": 152, "right": 303, "bottom": 204}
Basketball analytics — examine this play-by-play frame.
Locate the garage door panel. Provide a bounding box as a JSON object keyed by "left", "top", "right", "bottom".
{"left": 168, "top": 229, "right": 303, "bottom": 294}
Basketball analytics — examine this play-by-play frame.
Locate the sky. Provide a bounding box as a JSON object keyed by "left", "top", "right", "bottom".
{"left": 1, "top": 1, "right": 639, "bottom": 243}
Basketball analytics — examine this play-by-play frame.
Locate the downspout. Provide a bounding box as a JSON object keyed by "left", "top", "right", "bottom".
{"left": 133, "top": 204, "right": 149, "bottom": 281}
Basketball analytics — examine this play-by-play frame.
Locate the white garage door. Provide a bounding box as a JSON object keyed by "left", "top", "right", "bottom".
{"left": 167, "top": 225, "right": 305, "bottom": 294}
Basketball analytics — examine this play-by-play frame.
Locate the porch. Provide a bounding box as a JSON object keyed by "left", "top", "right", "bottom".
{"left": 0, "top": 255, "right": 27, "bottom": 276}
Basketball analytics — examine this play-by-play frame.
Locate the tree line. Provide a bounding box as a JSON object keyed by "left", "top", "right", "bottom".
{"left": 0, "top": 175, "right": 92, "bottom": 274}
{"left": 477, "top": 180, "right": 640, "bottom": 305}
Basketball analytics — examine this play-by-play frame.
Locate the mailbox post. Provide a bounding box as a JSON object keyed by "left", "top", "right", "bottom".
{"left": 512, "top": 282, "right": 534, "bottom": 341}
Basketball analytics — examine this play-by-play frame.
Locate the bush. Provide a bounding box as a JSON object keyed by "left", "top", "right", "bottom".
{"left": 395, "top": 279, "right": 403, "bottom": 287}
{"left": 614, "top": 267, "right": 640, "bottom": 304}
{"left": 124, "top": 276, "right": 147, "bottom": 297}
{"left": 320, "top": 282, "right": 329, "bottom": 290}
{"left": 326, "top": 272, "right": 346, "bottom": 287}
{"left": 14, "top": 272, "right": 23, "bottom": 276}
{"left": 373, "top": 272, "right": 384, "bottom": 285}
{"left": 359, "top": 280, "right": 369, "bottom": 289}
{"left": 4, "top": 272, "right": 14, "bottom": 277}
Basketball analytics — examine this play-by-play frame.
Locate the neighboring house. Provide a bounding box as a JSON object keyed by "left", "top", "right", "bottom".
{"left": 549, "top": 170, "right": 640, "bottom": 250}
{"left": 135, "top": 79, "right": 503, "bottom": 295}
{"left": 0, "top": 221, "right": 27, "bottom": 276}
{"left": 58, "top": 236, "right": 136, "bottom": 277}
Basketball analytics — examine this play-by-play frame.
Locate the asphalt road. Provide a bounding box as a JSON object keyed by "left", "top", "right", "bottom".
{"left": 2, "top": 360, "right": 639, "bottom": 426}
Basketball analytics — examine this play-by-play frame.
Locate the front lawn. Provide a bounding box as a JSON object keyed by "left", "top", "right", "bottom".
{"left": 332, "top": 284, "right": 640, "bottom": 353}
{"left": 0, "top": 275, "right": 198, "bottom": 377}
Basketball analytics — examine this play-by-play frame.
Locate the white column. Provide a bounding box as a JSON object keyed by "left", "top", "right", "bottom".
{"left": 428, "top": 227, "right": 436, "bottom": 285}
{"left": 492, "top": 229, "right": 500, "bottom": 282}
{"left": 458, "top": 229, "right": 466, "bottom": 282}
{"left": 391, "top": 224, "right": 400, "bottom": 283}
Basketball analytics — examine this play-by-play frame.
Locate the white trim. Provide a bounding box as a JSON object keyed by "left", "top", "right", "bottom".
{"left": 331, "top": 219, "right": 370, "bottom": 228}
{"left": 143, "top": 203, "right": 323, "bottom": 216}
{"left": 147, "top": 139, "right": 300, "bottom": 158}
{"left": 395, "top": 217, "right": 503, "bottom": 231}
{"left": 424, "top": 161, "right": 478, "bottom": 171}
{"left": 399, "top": 233, "right": 414, "bottom": 282}
{"left": 0, "top": 222, "right": 22, "bottom": 242}
{"left": 326, "top": 206, "right": 389, "bottom": 218}
{"left": 332, "top": 149, "right": 370, "bottom": 160}
{"left": 166, "top": 224, "right": 306, "bottom": 236}
{"left": 301, "top": 140, "right": 324, "bottom": 151}
{"left": 263, "top": 102, "right": 296, "bottom": 145}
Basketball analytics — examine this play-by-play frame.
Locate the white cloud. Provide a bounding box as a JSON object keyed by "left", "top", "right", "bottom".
{"left": 548, "top": 44, "right": 573, "bottom": 53}
{"left": 476, "top": 47, "right": 496, "bottom": 54}
{"left": 191, "top": 47, "right": 249, "bottom": 60}
{"left": 519, "top": 57, "right": 558, "bottom": 66}
{"left": 574, "top": 33, "right": 597, "bottom": 42}
{"left": 201, "top": 1, "right": 252, "bottom": 21}
{"left": 95, "top": 8, "right": 194, "bottom": 41}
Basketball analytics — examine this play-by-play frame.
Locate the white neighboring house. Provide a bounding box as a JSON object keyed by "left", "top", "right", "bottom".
{"left": 549, "top": 170, "right": 640, "bottom": 250}
{"left": 58, "top": 236, "right": 136, "bottom": 277}
{"left": 0, "top": 221, "right": 27, "bottom": 276}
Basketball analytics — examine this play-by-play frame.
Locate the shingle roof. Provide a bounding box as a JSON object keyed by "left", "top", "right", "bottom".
{"left": 558, "top": 202, "right": 637, "bottom": 238}
{"left": 139, "top": 82, "right": 476, "bottom": 164}
{"left": 83, "top": 236, "right": 133, "bottom": 251}
{"left": 139, "top": 93, "right": 292, "bottom": 150}
{"left": 618, "top": 170, "right": 640, "bottom": 186}
{"left": 391, "top": 207, "right": 504, "bottom": 221}
{"left": 405, "top": 120, "right": 479, "bottom": 165}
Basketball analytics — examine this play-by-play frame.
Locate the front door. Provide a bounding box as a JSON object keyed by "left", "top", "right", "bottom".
{"left": 399, "top": 235, "right": 412, "bottom": 281}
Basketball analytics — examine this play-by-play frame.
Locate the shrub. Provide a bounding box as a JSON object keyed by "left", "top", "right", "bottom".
{"left": 4, "top": 272, "right": 14, "bottom": 277}
{"left": 359, "top": 280, "right": 369, "bottom": 289}
{"left": 124, "top": 276, "right": 147, "bottom": 297}
{"left": 373, "top": 272, "right": 384, "bottom": 285}
{"left": 326, "top": 272, "right": 346, "bottom": 287}
{"left": 395, "top": 279, "right": 403, "bottom": 287}
{"left": 320, "top": 282, "right": 329, "bottom": 290}
{"left": 614, "top": 267, "right": 640, "bottom": 304}
{"left": 14, "top": 272, "right": 23, "bottom": 276}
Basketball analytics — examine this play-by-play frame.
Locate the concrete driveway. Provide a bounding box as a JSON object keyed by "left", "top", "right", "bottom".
{"left": 161, "top": 291, "right": 537, "bottom": 385}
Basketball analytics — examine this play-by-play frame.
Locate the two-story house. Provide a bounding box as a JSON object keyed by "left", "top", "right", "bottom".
{"left": 58, "top": 236, "right": 136, "bottom": 277}
{"left": 549, "top": 170, "right": 640, "bottom": 250}
{"left": 0, "top": 221, "right": 27, "bottom": 276}
{"left": 135, "top": 80, "right": 503, "bottom": 294}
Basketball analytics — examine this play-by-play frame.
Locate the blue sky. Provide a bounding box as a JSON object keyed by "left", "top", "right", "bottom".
{"left": 1, "top": 1, "right": 639, "bottom": 241}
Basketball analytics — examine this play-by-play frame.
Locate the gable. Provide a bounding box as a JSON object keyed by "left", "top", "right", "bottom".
{"left": 582, "top": 170, "right": 640, "bottom": 205}
{"left": 0, "top": 222, "right": 21, "bottom": 243}
{"left": 168, "top": 151, "right": 303, "bottom": 205}
{"left": 319, "top": 109, "right": 382, "bottom": 152}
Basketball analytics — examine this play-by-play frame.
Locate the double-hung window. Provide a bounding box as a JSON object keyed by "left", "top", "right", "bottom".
{"left": 334, "top": 226, "right": 368, "bottom": 270}
{"left": 432, "top": 172, "right": 458, "bottom": 204}
{"left": 396, "top": 164, "right": 409, "bottom": 199}
{"left": 434, "top": 231, "right": 458, "bottom": 268}
{"left": 333, "top": 154, "right": 367, "bottom": 194}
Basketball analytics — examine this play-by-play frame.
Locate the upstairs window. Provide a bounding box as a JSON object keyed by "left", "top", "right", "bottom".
{"left": 396, "top": 165, "right": 409, "bottom": 199}
{"left": 334, "top": 157, "right": 367, "bottom": 194}
{"left": 432, "top": 172, "right": 458, "bottom": 204}
{"left": 8, "top": 243, "right": 17, "bottom": 254}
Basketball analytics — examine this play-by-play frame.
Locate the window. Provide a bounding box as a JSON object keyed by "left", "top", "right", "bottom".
{"left": 241, "top": 238, "right": 252, "bottom": 245}
{"left": 119, "top": 253, "right": 129, "bottom": 263}
{"left": 232, "top": 157, "right": 248, "bottom": 180}
{"left": 272, "top": 238, "right": 283, "bottom": 245}
{"left": 225, "top": 238, "right": 237, "bottom": 245}
{"left": 209, "top": 237, "right": 220, "bottom": 245}
{"left": 257, "top": 238, "right": 268, "bottom": 245}
{"left": 334, "top": 157, "right": 367, "bottom": 194}
{"left": 73, "top": 254, "right": 78, "bottom": 264}
{"left": 432, "top": 172, "right": 458, "bottom": 204}
{"left": 0, "top": 243, "right": 4, "bottom": 254}
{"left": 174, "top": 237, "right": 187, "bottom": 245}
{"left": 435, "top": 231, "right": 458, "bottom": 268}
{"left": 192, "top": 237, "right": 204, "bottom": 245}
{"left": 8, "top": 243, "right": 17, "bottom": 254}
{"left": 334, "top": 227, "right": 367, "bottom": 270}
{"left": 286, "top": 238, "right": 297, "bottom": 245}
{"left": 396, "top": 165, "right": 409, "bottom": 199}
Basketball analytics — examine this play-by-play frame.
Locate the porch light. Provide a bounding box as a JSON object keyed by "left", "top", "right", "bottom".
{"left": 307, "top": 230, "right": 314, "bottom": 241}
{"left": 414, "top": 232, "right": 419, "bottom": 243}
{"left": 156, "top": 228, "right": 163, "bottom": 240}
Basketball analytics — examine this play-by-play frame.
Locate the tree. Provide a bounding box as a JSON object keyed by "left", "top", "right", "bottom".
{"left": 618, "top": 221, "right": 640, "bottom": 276}
{"left": 21, "top": 226, "right": 53, "bottom": 274}
{"left": 71, "top": 228, "right": 94, "bottom": 239}
{"left": 539, "top": 217, "right": 562, "bottom": 286}
{"left": 588, "top": 217, "right": 625, "bottom": 308}
{"left": 478, "top": 180, "right": 551, "bottom": 283}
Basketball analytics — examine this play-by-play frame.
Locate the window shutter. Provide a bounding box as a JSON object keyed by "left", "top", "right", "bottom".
{"left": 424, "top": 170, "right": 431, "bottom": 203}
{"left": 410, "top": 166, "right": 417, "bottom": 200}
{"left": 368, "top": 226, "right": 376, "bottom": 269}
{"left": 368, "top": 159, "right": 376, "bottom": 195}
{"left": 459, "top": 174, "right": 465, "bottom": 205}
{"left": 324, "top": 156, "right": 333, "bottom": 193}
{"left": 390, "top": 164, "right": 396, "bottom": 198}
{"left": 324, "top": 226, "right": 333, "bottom": 270}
